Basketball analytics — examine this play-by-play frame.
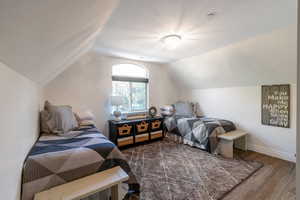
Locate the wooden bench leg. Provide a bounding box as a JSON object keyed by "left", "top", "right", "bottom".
{"left": 111, "top": 184, "right": 120, "bottom": 200}
{"left": 234, "top": 135, "right": 248, "bottom": 151}
{"left": 219, "top": 139, "right": 233, "bottom": 158}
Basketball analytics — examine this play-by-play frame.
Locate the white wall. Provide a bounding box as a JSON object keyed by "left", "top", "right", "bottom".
{"left": 43, "top": 51, "right": 179, "bottom": 136}
{"left": 169, "top": 26, "right": 297, "bottom": 89}
{"left": 0, "top": 62, "right": 41, "bottom": 200}
{"left": 169, "top": 26, "right": 297, "bottom": 162}
{"left": 296, "top": 0, "right": 300, "bottom": 197}
{"left": 189, "top": 86, "right": 296, "bottom": 162}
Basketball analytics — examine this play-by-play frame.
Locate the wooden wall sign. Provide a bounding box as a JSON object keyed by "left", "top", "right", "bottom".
{"left": 261, "top": 84, "right": 290, "bottom": 128}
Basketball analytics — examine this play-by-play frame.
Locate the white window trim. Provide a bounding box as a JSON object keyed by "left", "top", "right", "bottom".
{"left": 112, "top": 64, "right": 149, "bottom": 115}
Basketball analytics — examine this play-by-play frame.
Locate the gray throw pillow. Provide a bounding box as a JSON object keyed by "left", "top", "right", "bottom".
{"left": 174, "top": 101, "right": 194, "bottom": 116}
{"left": 43, "top": 101, "right": 78, "bottom": 135}
{"left": 40, "top": 110, "right": 51, "bottom": 134}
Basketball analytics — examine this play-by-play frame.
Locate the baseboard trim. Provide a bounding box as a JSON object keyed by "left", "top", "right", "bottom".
{"left": 248, "top": 143, "right": 296, "bottom": 163}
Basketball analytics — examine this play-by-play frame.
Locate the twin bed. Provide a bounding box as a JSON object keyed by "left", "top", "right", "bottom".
{"left": 165, "top": 116, "right": 236, "bottom": 153}
{"left": 163, "top": 101, "right": 236, "bottom": 154}
{"left": 21, "top": 125, "right": 139, "bottom": 200}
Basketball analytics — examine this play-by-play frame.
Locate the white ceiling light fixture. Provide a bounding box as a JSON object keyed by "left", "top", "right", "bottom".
{"left": 161, "top": 34, "right": 182, "bottom": 50}
{"left": 207, "top": 10, "right": 217, "bottom": 16}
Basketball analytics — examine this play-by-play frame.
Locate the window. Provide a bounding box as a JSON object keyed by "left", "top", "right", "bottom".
{"left": 112, "top": 64, "right": 148, "bottom": 113}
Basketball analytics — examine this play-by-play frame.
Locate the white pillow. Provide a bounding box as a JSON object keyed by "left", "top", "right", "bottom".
{"left": 80, "top": 120, "right": 95, "bottom": 126}
{"left": 77, "top": 110, "right": 95, "bottom": 121}
{"left": 160, "top": 105, "right": 175, "bottom": 116}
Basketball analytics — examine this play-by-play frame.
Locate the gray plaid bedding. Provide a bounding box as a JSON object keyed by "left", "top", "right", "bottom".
{"left": 165, "top": 116, "right": 236, "bottom": 153}
{"left": 21, "top": 125, "right": 139, "bottom": 200}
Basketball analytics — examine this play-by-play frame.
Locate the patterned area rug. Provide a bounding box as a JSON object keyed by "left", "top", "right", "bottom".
{"left": 122, "top": 135, "right": 263, "bottom": 200}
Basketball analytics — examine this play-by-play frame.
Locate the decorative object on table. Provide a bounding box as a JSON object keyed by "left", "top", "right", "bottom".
{"left": 160, "top": 105, "right": 175, "bottom": 117}
{"left": 261, "top": 84, "right": 290, "bottom": 128}
{"left": 148, "top": 106, "right": 157, "bottom": 117}
{"left": 111, "top": 96, "right": 124, "bottom": 121}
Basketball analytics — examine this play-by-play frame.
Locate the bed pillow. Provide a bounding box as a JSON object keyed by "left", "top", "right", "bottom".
{"left": 40, "top": 110, "right": 51, "bottom": 134}
{"left": 74, "top": 112, "right": 81, "bottom": 124}
{"left": 173, "top": 101, "right": 194, "bottom": 116}
{"left": 80, "top": 120, "right": 95, "bottom": 126}
{"left": 76, "top": 110, "right": 95, "bottom": 121}
{"left": 44, "top": 101, "right": 78, "bottom": 135}
{"left": 160, "top": 105, "right": 175, "bottom": 116}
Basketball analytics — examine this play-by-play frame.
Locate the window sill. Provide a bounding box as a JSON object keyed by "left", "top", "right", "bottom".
{"left": 110, "top": 111, "right": 148, "bottom": 117}
{"left": 124, "top": 111, "right": 147, "bottom": 116}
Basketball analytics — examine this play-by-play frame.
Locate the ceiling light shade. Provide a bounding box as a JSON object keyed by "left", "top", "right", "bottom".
{"left": 161, "top": 34, "right": 182, "bottom": 49}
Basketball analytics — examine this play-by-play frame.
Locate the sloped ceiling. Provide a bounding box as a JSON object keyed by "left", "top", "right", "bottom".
{"left": 0, "top": 0, "right": 119, "bottom": 85}
{"left": 168, "top": 26, "right": 297, "bottom": 89}
{"left": 0, "top": 0, "right": 296, "bottom": 86}
{"left": 95, "top": 0, "right": 297, "bottom": 63}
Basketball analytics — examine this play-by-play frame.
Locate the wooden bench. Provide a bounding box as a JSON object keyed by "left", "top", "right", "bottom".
{"left": 218, "top": 129, "right": 248, "bottom": 158}
{"left": 34, "top": 166, "right": 129, "bottom": 200}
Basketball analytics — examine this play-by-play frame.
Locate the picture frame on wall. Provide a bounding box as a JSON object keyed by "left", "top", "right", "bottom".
{"left": 261, "top": 84, "right": 290, "bottom": 128}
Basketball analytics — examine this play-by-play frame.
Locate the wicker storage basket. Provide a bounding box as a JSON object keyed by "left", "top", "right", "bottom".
{"left": 137, "top": 121, "right": 149, "bottom": 132}
{"left": 151, "top": 120, "right": 161, "bottom": 129}
{"left": 118, "top": 124, "right": 132, "bottom": 136}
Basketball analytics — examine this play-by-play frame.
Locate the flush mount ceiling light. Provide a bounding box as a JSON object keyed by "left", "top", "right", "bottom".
{"left": 161, "top": 34, "right": 182, "bottom": 50}
{"left": 207, "top": 11, "right": 217, "bottom": 16}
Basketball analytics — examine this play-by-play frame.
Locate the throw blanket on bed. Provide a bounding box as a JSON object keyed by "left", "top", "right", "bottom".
{"left": 165, "top": 116, "right": 236, "bottom": 153}
{"left": 21, "top": 125, "right": 139, "bottom": 200}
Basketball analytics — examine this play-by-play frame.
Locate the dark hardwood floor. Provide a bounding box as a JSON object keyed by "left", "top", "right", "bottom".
{"left": 223, "top": 150, "right": 296, "bottom": 200}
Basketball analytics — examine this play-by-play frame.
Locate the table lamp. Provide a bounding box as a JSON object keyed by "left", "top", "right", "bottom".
{"left": 111, "top": 96, "right": 124, "bottom": 121}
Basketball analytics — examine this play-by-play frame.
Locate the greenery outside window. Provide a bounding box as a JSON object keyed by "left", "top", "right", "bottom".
{"left": 112, "top": 64, "right": 148, "bottom": 113}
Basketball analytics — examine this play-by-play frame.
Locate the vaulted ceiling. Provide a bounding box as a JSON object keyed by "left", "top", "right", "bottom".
{"left": 0, "top": 0, "right": 297, "bottom": 85}
{"left": 95, "top": 0, "right": 297, "bottom": 63}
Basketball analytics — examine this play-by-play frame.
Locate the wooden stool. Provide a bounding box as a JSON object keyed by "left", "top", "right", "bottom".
{"left": 218, "top": 130, "right": 248, "bottom": 158}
